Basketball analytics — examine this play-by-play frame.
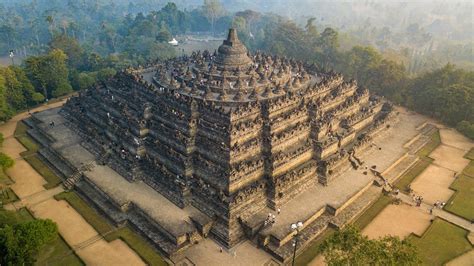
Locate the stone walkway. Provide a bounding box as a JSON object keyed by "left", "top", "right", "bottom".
{"left": 4, "top": 186, "right": 64, "bottom": 210}
{"left": 395, "top": 192, "right": 474, "bottom": 232}
{"left": 0, "top": 101, "right": 145, "bottom": 266}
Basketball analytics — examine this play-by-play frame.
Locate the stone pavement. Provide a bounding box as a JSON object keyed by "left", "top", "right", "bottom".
{"left": 177, "top": 238, "right": 280, "bottom": 266}
{"left": 395, "top": 192, "right": 474, "bottom": 232}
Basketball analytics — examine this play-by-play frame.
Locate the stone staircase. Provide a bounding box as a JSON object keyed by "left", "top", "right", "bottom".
{"left": 63, "top": 161, "right": 95, "bottom": 190}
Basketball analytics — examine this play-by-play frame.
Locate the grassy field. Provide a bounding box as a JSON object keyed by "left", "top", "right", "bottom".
{"left": 416, "top": 130, "right": 441, "bottom": 158}
{"left": 25, "top": 154, "right": 62, "bottom": 189}
{"left": 445, "top": 174, "right": 474, "bottom": 221}
{"left": 444, "top": 149, "right": 474, "bottom": 220}
{"left": 408, "top": 218, "right": 472, "bottom": 266}
{"left": 36, "top": 235, "right": 84, "bottom": 266}
{"left": 55, "top": 191, "right": 168, "bottom": 266}
{"left": 462, "top": 160, "right": 474, "bottom": 177}
{"left": 0, "top": 207, "right": 33, "bottom": 225}
{"left": 394, "top": 157, "right": 433, "bottom": 192}
{"left": 0, "top": 169, "right": 13, "bottom": 185}
{"left": 0, "top": 207, "right": 83, "bottom": 265}
{"left": 464, "top": 148, "right": 474, "bottom": 160}
{"left": 0, "top": 187, "right": 19, "bottom": 204}
{"left": 14, "top": 121, "right": 40, "bottom": 157}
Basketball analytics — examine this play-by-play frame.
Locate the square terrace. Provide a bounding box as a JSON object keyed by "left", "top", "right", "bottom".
{"left": 261, "top": 108, "right": 426, "bottom": 240}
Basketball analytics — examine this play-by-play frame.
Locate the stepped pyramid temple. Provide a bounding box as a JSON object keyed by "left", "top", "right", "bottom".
{"left": 26, "top": 29, "right": 407, "bottom": 263}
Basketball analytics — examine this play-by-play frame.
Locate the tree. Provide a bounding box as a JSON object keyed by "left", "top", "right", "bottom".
{"left": 202, "top": 0, "right": 225, "bottom": 35}
{"left": 156, "top": 26, "right": 172, "bottom": 43}
{"left": 317, "top": 27, "right": 340, "bottom": 69}
{"left": 49, "top": 34, "right": 84, "bottom": 68}
{"left": 235, "top": 9, "right": 260, "bottom": 35}
{"left": 0, "top": 152, "right": 14, "bottom": 169}
{"left": 0, "top": 219, "right": 58, "bottom": 265}
{"left": 25, "top": 49, "right": 73, "bottom": 99}
{"left": 320, "top": 226, "right": 420, "bottom": 265}
{"left": 457, "top": 121, "right": 474, "bottom": 139}
{"left": 0, "top": 66, "right": 36, "bottom": 121}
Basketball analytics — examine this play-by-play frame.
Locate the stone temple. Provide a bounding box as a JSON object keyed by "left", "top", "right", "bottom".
{"left": 26, "top": 29, "right": 400, "bottom": 263}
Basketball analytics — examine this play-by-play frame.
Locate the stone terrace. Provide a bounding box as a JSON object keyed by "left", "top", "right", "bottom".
{"left": 27, "top": 107, "right": 202, "bottom": 259}
{"left": 26, "top": 106, "right": 429, "bottom": 264}
{"left": 256, "top": 107, "right": 427, "bottom": 258}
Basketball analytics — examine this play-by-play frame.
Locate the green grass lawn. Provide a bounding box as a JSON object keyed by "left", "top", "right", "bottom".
{"left": 462, "top": 160, "right": 474, "bottom": 178}
{"left": 35, "top": 235, "right": 84, "bottom": 266}
{"left": 445, "top": 174, "right": 474, "bottom": 221}
{"left": 54, "top": 191, "right": 167, "bottom": 265}
{"left": 408, "top": 218, "right": 472, "bottom": 266}
{"left": 0, "top": 169, "right": 13, "bottom": 185}
{"left": 416, "top": 130, "right": 441, "bottom": 158}
{"left": 14, "top": 121, "right": 39, "bottom": 157}
{"left": 464, "top": 148, "right": 474, "bottom": 160}
{"left": 17, "top": 135, "right": 39, "bottom": 156}
{"left": 0, "top": 207, "right": 33, "bottom": 225}
{"left": 394, "top": 157, "right": 433, "bottom": 192}
{"left": 14, "top": 121, "right": 29, "bottom": 136}
{"left": 0, "top": 187, "right": 19, "bottom": 204}
{"left": 25, "top": 154, "right": 62, "bottom": 189}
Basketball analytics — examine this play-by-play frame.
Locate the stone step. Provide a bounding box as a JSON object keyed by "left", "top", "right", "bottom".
{"left": 27, "top": 128, "right": 52, "bottom": 147}
{"left": 39, "top": 148, "right": 75, "bottom": 177}
{"left": 74, "top": 180, "right": 188, "bottom": 258}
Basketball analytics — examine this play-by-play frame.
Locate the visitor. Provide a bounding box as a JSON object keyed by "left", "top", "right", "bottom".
{"left": 277, "top": 208, "right": 281, "bottom": 215}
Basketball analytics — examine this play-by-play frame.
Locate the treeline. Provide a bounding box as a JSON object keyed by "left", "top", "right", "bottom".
{"left": 231, "top": 15, "right": 474, "bottom": 139}
{"left": 1, "top": 1, "right": 229, "bottom": 63}
{"left": 1, "top": 1, "right": 472, "bottom": 139}
{"left": 0, "top": 33, "right": 124, "bottom": 121}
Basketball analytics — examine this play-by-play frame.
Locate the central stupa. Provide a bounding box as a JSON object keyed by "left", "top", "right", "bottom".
{"left": 214, "top": 28, "right": 253, "bottom": 68}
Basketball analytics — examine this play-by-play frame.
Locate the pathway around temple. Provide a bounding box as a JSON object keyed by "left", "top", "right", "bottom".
{"left": 360, "top": 126, "right": 474, "bottom": 265}
{"left": 310, "top": 125, "right": 474, "bottom": 265}
{"left": 0, "top": 101, "right": 145, "bottom": 266}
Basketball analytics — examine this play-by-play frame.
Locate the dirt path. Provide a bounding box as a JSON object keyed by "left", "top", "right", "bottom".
{"left": 31, "top": 199, "right": 144, "bottom": 266}
{"left": 362, "top": 203, "right": 432, "bottom": 239}
{"left": 0, "top": 102, "right": 145, "bottom": 266}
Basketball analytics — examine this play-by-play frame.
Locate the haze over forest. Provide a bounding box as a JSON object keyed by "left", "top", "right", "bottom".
{"left": 0, "top": 0, "right": 473, "bottom": 139}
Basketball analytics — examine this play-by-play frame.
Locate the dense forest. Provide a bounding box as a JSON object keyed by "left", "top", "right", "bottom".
{"left": 0, "top": 0, "right": 473, "bottom": 138}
